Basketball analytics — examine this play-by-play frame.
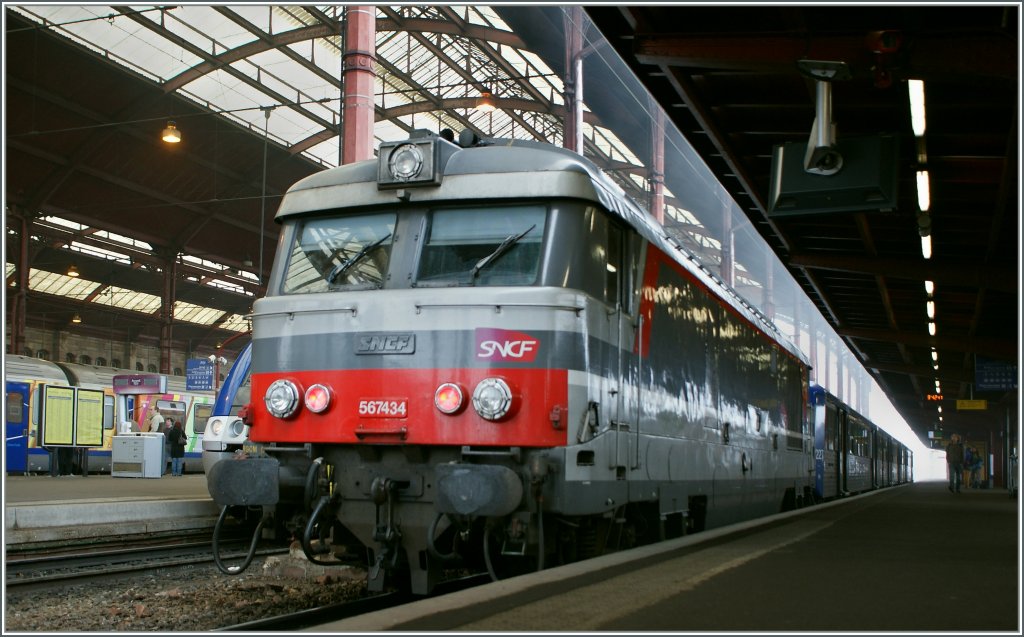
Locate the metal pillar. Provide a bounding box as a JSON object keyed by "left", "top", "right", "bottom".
{"left": 563, "top": 6, "right": 584, "bottom": 154}
{"left": 341, "top": 6, "right": 377, "bottom": 165}
{"left": 824, "top": 339, "right": 832, "bottom": 394}
{"left": 8, "top": 210, "right": 30, "bottom": 355}
{"left": 720, "top": 200, "right": 734, "bottom": 287}
{"left": 159, "top": 255, "right": 177, "bottom": 375}
{"left": 809, "top": 321, "right": 818, "bottom": 384}
{"left": 649, "top": 105, "right": 665, "bottom": 224}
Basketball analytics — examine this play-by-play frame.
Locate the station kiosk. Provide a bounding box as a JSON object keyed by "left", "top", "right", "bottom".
{"left": 110, "top": 372, "right": 168, "bottom": 479}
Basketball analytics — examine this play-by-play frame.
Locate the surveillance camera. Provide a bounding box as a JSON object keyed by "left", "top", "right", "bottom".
{"left": 804, "top": 146, "right": 843, "bottom": 176}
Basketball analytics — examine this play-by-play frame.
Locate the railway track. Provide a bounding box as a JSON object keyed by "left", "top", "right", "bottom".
{"left": 217, "top": 573, "right": 494, "bottom": 631}
{"left": 5, "top": 537, "right": 288, "bottom": 592}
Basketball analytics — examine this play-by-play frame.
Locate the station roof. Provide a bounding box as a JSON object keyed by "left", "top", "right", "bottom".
{"left": 4, "top": 5, "right": 1018, "bottom": 448}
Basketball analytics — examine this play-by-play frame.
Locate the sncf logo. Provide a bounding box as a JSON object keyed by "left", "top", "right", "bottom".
{"left": 476, "top": 328, "right": 540, "bottom": 362}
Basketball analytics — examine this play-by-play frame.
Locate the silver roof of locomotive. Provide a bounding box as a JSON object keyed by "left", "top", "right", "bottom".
{"left": 275, "top": 134, "right": 807, "bottom": 366}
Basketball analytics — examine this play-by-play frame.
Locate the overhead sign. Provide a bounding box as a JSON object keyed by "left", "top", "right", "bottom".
{"left": 956, "top": 399, "right": 988, "bottom": 411}
{"left": 112, "top": 374, "right": 167, "bottom": 395}
{"left": 186, "top": 359, "right": 214, "bottom": 391}
{"left": 975, "top": 356, "right": 1017, "bottom": 392}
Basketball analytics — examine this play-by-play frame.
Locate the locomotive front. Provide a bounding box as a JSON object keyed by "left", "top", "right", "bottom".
{"left": 208, "top": 131, "right": 607, "bottom": 593}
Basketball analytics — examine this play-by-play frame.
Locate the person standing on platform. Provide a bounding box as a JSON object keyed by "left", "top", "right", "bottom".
{"left": 167, "top": 421, "right": 187, "bottom": 476}
{"left": 148, "top": 408, "right": 164, "bottom": 434}
{"left": 963, "top": 445, "right": 975, "bottom": 489}
{"left": 946, "top": 434, "right": 965, "bottom": 493}
{"left": 158, "top": 417, "right": 172, "bottom": 475}
{"left": 968, "top": 447, "right": 984, "bottom": 488}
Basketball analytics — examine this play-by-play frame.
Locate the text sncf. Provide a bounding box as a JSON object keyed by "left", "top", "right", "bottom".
{"left": 476, "top": 328, "right": 540, "bottom": 362}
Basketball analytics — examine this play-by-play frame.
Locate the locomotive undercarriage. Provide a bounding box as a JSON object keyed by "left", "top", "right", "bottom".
{"left": 208, "top": 435, "right": 811, "bottom": 594}
{"left": 211, "top": 443, "right": 691, "bottom": 594}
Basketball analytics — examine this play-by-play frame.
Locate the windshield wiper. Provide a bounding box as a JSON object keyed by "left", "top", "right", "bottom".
{"left": 327, "top": 233, "right": 392, "bottom": 284}
{"left": 470, "top": 224, "right": 536, "bottom": 280}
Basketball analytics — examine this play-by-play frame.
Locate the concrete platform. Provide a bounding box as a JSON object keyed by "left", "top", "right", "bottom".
{"left": 317, "top": 481, "right": 1020, "bottom": 633}
{"left": 4, "top": 474, "right": 218, "bottom": 548}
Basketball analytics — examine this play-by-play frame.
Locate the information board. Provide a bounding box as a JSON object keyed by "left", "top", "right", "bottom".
{"left": 39, "top": 385, "right": 107, "bottom": 448}
{"left": 75, "top": 388, "right": 105, "bottom": 447}
{"left": 975, "top": 356, "right": 1018, "bottom": 392}
{"left": 186, "top": 359, "right": 214, "bottom": 391}
{"left": 40, "top": 385, "right": 75, "bottom": 446}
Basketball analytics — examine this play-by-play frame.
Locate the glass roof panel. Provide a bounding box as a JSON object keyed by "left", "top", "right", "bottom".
{"left": 174, "top": 301, "right": 223, "bottom": 326}
{"left": 219, "top": 313, "right": 251, "bottom": 333}
{"left": 98, "top": 285, "right": 162, "bottom": 314}
{"left": 29, "top": 269, "right": 100, "bottom": 298}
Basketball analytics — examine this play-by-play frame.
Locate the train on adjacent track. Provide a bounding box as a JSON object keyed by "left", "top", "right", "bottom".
{"left": 5, "top": 354, "right": 215, "bottom": 475}
{"left": 205, "top": 129, "right": 912, "bottom": 594}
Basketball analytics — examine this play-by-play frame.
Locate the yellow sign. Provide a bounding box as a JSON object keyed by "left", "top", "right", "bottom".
{"left": 75, "top": 388, "right": 105, "bottom": 447}
{"left": 957, "top": 399, "right": 988, "bottom": 411}
{"left": 41, "top": 385, "right": 75, "bottom": 445}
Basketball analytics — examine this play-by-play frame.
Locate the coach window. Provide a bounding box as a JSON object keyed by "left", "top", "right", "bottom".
{"left": 6, "top": 390, "right": 24, "bottom": 424}
{"left": 417, "top": 205, "right": 546, "bottom": 286}
{"left": 282, "top": 213, "right": 396, "bottom": 294}
{"left": 604, "top": 218, "right": 641, "bottom": 313}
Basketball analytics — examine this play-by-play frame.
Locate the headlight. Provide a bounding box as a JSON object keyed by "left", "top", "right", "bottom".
{"left": 265, "top": 379, "right": 300, "bottom": 419}
{"left": 472, "top": 378, "right": 513, "bottom": 421}
{"left": 377, "top": 138, "right": 441, "bottom": 188}
{"left": 228, "top": 419, "right": 247, "bottom": 439}
{"left": 304, "top": 384, "right": 332, "bottom": 414}
{"left": 389, "top": 143, "right": 423, "bottom": 181}
{"left": 434, "top": 383, "right": 465, "bottom": 415}
{"left": 209, "top": 418, "right": 224, "bottom": 436}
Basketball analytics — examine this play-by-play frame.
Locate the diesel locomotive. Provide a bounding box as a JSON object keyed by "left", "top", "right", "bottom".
{"left": 206, "top": 129, "right": 910, "bottom": 594}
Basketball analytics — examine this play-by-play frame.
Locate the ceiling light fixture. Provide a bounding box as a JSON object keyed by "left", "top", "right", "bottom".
{"left": 921, "top": 235, "right": 932, "bottom": 260}
{"left": 72, "top": 313, "right": 82, "bottom": 324}
{"left": 927, "top": 300, "right": 935, "bottom": 319}
{"left": 925, "top": 280, "right": 935, "bottom": 296}
{"left": 916, "top": 170, "right": 930, "bottom": 212}
{"left": 908, "top": 79, "right": 926, "bottom": 137}
{"left": 66, "top": 264, "right": 80, "bottom": 278}
{"left": 476, "top": 90, "right": 496, "bottom": 113}
{"left": 161, "top": 121, "right": 181, "bottom": 143}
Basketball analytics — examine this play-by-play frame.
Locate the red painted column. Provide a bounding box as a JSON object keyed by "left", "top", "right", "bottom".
{"left": 342, "top": 6, "right": 377, "bottom": 165}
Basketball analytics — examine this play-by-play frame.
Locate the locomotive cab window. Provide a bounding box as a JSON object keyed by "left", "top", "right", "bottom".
{"left": 417, "top": 205, "right": 546, "bottom": 286}
{"left": 282, "top": 213, "right": 396, "bottom": 294}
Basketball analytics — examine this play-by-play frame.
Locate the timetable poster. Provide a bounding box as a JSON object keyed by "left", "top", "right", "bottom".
{"left": 75, "top": 388, "right": 105, "bottom": 447}
{"left": 41, "top": 385, "right": 75, "bottom": 446}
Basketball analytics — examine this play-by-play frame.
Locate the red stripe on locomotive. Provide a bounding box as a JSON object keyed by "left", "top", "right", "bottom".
{"left": 250, "top": 368, "right": 569, "bottom": 447}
